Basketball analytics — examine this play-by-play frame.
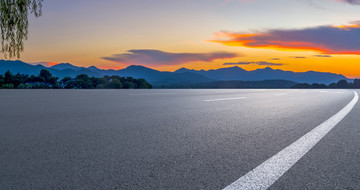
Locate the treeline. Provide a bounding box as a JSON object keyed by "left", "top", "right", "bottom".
{"left": 0, "top": 69, "right": 152, "bottom": 89}
{"left": 292, "top": 79, "right": 360, "bottom": 89}
{"left": 154, "top": 80, "right": 297, "bottom": 89}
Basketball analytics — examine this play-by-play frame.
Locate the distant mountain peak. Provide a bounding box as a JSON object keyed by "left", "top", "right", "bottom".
{"left": 261, "top": 67, "right": 274, "bottom": 71}
{"left": 126, "top": 65, "right": 149, "bottom": 69}
{"left": 124, "top": 65, "right": 157, "bottom": 72}
{"left": 55, "top": 63, "right": 72, "bottom": 66}
{"left": 222, "top": 66, "right": 245, "bottom": 70}
{"left": 0, "top": 60, "right": 349, "bottom": 85}
{"left": 0, "top": 59, "right": 27, "bottom": 64}
{"left": 176, "top": 66, "right": 246, "bottom": 73}
{"left": 50, "top": 63, "right": 82, "bottom": 71}
{"left": 175, "top": 67, "right": 192, "bottom": 73}
{"left": 88, "top": 66, "right": 98, "bottom": 69}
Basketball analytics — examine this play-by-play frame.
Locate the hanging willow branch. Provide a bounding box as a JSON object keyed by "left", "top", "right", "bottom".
{"left": 0, "top": 0, "right": 43, "bottom": 59}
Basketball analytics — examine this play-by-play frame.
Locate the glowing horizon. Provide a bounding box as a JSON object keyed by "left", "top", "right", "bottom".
{"left": 2, "top": 0, "right": 360, "bottom": 78}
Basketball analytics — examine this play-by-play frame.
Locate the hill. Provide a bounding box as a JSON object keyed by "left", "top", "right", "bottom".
{"left": 174, "top": 66, "right": 347, "bottom": 84}
{"left": 0, "top": 60, "right": 350, "bottom": 87}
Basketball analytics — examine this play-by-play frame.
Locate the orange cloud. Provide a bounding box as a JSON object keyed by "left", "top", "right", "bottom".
{"left": 211, "top": 22, "right": 360, "bottom": 55}
{"left": 333, "top": 21, "right": 360, "bottom": 30}
{"left": 102, "top": 49, "right": 240, "bottom": 66}
{"left": 48, "top": 62, "right": 60, "bottom": 66}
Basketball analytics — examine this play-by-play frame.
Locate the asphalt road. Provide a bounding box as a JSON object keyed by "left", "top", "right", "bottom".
{"left": 0, "top": 89, "right": 359, "bottom": 189}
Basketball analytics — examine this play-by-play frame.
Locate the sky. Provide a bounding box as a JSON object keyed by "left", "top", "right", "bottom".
{"left": 3, "top": 0, "right": 360, "bottom": 78}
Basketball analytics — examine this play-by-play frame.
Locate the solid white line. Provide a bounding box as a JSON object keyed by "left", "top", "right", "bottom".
{"left": 204, "top": 97, "right": 248, "bottom": 102}
{"left": 129, "top": 93, "right": 176, "bottom": 96}
{"left": 223, "top": 91, "right": 358, "bottom": 190}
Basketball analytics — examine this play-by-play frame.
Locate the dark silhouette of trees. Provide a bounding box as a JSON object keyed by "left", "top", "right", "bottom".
{"left": 291, "top": 79, "right": 360, "bottom": 89}
{"left": 291, "top": 83, "right": 312, "bottom": 89}
{"left": 337, "top": 80, "right": 349, "bottom": 88}
{"left": 1, "top": 0, "right": 43, "bottom": 58}
{"left": 311, "top": 83, "right": 328, "bottom": 89}
{"left": 110, "top": 79, "right": 123, "bottom": 89}
{"left": 39, "top": 69, "right": 52, "bottom": 82}
{"left": 354, "top": 79, "right": 360, "bottom": 89}
{"left": 0, "top": 69, "right": 152, "bottom": 89}
{"left": 74, "top": 74, "right": 93, "bottom": 89}
{"left": 61, "top": 75, "right": 152, "bottom": 89}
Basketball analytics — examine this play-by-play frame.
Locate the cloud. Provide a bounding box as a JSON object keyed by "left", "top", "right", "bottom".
{"left": 314, "top": 54, "right": 332, "bottom": 57}
{"left": 223, "top": 61, "right": 284, "bottom": 66}
{"left": 335, "top": 0, "right": 360, "bottom": 5}
{"left": 211, "top": 21, "right": 360, "bottom": 55}
{"left": 291, "top": 56, "right": 307, "bottom": 59}
{"left": 102, "top": 49, "right": 239, "bottom": 66}
{"left": 269, "top": 58, "right": 281, "bottom": 60}
{"left": 29, "top": 62, "right": 59, "bottom": 67}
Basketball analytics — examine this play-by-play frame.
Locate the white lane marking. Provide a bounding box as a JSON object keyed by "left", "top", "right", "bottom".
{"left": 223, "top": 91, "right": 358, "bottom": 190}
{"left": 129, "top": 93, "right": 177, "bottom": 96}
{"left": 318, "top": 90, "right": 328, "bottom": 93}
{"left": 204, "top": 97, "right": 248, "bottom": 102}
{"left": 274, "top": 93, "right": 288, "bottom": 96}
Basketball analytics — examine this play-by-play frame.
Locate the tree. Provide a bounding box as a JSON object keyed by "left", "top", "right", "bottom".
{"left": 123, "top": 81, "right": 135, "bottom": 89}
{"left": 75, "top": 74, "right": 93, "bottom": 89}
{"left": 329, "top": 83, "right": 337, "bottom": 89}
{"left": 75, "top": 74, "right": 90, "bottom": 81}
{"left": 110, "top": 79, "right": 123, "bottom": 89}
{"left": 4, "top": 70, "right": 12, "bottom": 83}
{"left": 337, "top": 80, "right": 348, "bottom": 89}
{"left": 311, "top": 83, "right": 327, "bottom": 89}
{"left": 39, "top": 69, "right": 52, "bottom": 82}
{"left": 61, "top": 76, "right": 71, "bottom": 83}
{"left": 291, "top": 83, "right": 311, "bottom": 89}
{"left": 0, "top": 0, "right": 43, "bottom": 58}
{"left": 354, "top": 79, "right": 360, "bottom": 89}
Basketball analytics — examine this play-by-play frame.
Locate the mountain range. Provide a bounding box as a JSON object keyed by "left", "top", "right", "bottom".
{"left": 0, "top": 60, "right": 349, "bottom": 87}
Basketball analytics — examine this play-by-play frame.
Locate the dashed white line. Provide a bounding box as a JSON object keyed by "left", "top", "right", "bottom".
{"left": 223, "top": 91, "right": 358, "bottom": 190}
{"left": 204, "top": 97, "right": 248, "bottom": 102}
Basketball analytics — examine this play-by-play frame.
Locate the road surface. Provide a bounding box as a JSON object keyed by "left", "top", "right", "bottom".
{"left": 0, "top": 89, "right": 359, "bottom": 189}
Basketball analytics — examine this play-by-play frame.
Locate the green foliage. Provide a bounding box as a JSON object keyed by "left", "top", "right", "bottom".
{"left": 0, "top": 0, "right": 43, "bottom": 58}
{"left": 61, "top": 75, "right": 151, "bottom": 89}
{"left": 39, "top": 69, "right": 52, "bottom": 82}
{"left": 17, "top": 83, "right": 31, "bottom": 89}
{"left": 109, "top": 79, "right": 123, "bottom": 89}
{"left": 0, "top": 69, "right": 57, "bottom": 89}
{"left": 1, "top": 83, "right": 13, "bottom": 88}
{"left": 73, "top": 74, "right": 93, "bottom": 89}
{"left": 96, "top": 84, "right": 104, "bottom": 89}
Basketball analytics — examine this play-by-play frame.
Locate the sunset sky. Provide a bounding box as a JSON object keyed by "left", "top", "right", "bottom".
{"left": 3, "top": 0, "right": 360, "bottom": 78}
